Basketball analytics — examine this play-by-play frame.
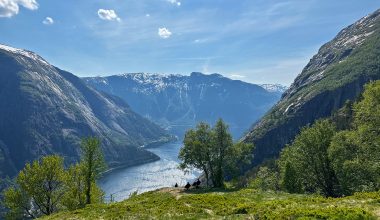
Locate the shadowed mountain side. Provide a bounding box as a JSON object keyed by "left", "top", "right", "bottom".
{"left": 0, "top": 44, "right": 174, "bottom": 177}
{"left": 242, "top": 8, "right": 380, "bottom": 166}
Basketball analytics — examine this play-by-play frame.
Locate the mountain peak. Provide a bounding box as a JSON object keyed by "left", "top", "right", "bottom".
{"left": 0, "top": 44, "right": 50, "bottom": 66}
{"left": 259, "top": 84, "right": 288, "bottom": 93}
{"left": 242, "top": 8, "right": 380, "bottom": 166}
{"left": 190, "top": 72, "right": 223, "bottom": 78}
{"left": 84, "top": 72, "right": 283, "bottom": 138}
{"left": 284, "top": 8, "right": 380, "bottom": 99}
{"left": 0, "top": 44, "right": 173, "bottom": 177}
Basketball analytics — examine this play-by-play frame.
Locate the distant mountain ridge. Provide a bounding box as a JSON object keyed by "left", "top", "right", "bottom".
{"left": 258, "top": 84, "right": 288, "bottom": 93}
{"left": 243, "top": 8, "right": 380, "bottom": 165}
{"left": 0, "top": 44, "right": 173, "bottom": 177}
{"left": 84, "top": 72, "right": 284, "bottom": 138}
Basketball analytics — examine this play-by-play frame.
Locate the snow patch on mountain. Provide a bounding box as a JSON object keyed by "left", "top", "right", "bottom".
{"left": 119, "top": 73, "right": 188, "bottom": 94}
{"left": 0, "top": 44, "right": 50, "bottom": 66}
{"left": 259, "top": 84, "right": 288, "bottom": 93}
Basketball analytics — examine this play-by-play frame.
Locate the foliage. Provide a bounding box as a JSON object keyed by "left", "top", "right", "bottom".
{"left": 329, "top": 81, "right": 380, "bottom": 195}
{"left": 179, "top": 122, "right": 214, "bottom": 186}
{"left": 2, "top": 137, "right": 107, "bottom": 219}
{"left": 277, "top": 80, "right": 380, "bottom": 197}
{"left": 60, "top": 163, "right": 103, "bottom": 211}
{"left": 282, "top": 162, "right": 302, "bottom": 193}
{"left": 80, "top": 137, "right": 107, "bottom": 204}
{"left": 3, "top": 155, "right": 66, "bottom": 219}
{"left": 179, "top": 119, "right": 253, "bottom": 187}
{"left": 3, "top": 186, "right": 30, "bottom": 219}
{"left": 248, "top": 166, "right": 280, "bottom": 191}
{"left": 211, "top": 119, "right": 234, "bottom": 187}
{"left": 330, "top": 100, "right": 354, "bottom": 131}
{"left": 244, "top": 25, "right": 380, "bottom": 168}
{"left": 61, "top": 164, "right": 87, "bottom": 211}
{"left": 42, "top": 188, "right": 380, "bottom": 220}
{"left": 279, "top": 120, "right": 340, "bottom": 197}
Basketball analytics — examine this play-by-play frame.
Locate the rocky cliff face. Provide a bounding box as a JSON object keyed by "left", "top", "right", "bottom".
{"left": 243, "top": 9, "right": 380, "bottom": 165}
{"left": 0, "top": 44, "right": 173, "bottom": 177}
{"left": 84, "top": 72, "right": 282, "bottom": 138}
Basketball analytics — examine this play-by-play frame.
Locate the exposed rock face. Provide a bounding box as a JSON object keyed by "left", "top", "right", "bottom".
{"left": 243, "top": 9, "right": 380, "bottom": 165}
{"left": 84, "top": 72, "right": 283, "bottom": 138}
{"left": 0, "top": 44, "right": 173, "bottom": 177}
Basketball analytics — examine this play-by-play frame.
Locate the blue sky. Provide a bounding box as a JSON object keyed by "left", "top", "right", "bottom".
{"left": 0, "top": 0, "right": 379, "bottom": 85}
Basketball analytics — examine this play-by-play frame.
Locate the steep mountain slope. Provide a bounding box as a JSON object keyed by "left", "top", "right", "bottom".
{"left": 243, "top": 9, "right": 380, "bottom": 165}
{"left": 0, "top": 44, "right": 173, "bottom": 177}
{"left": 84, "top": 72, "right": 282, "bottom": 138}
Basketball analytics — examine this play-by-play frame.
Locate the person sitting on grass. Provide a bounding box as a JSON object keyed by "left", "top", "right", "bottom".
{"left": 196, "top": 179, "right": 201, "bottom": 188}
{"left": 185, "top": 182, "right": 191, "bottom": 190}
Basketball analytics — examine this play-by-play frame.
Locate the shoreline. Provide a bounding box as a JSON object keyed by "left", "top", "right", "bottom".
{"left": 101, "top": 156, "right": 161, "bottom": 177}
{"left": 101, "top": 138, "right": 179, "bottom": 176}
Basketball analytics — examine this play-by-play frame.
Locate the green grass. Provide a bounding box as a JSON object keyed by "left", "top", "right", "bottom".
{"left": 42, "top": 188, "right": 380, "bottom": 219}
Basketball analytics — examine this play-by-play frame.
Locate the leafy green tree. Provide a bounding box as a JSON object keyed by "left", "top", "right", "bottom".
{"left": 3, "top": 155, "right": 66, "bottom": 218}
{"left": 353, "top": 81, "right": 380, "bottom": 132}
{"left": 3, "top": 186, "right": 31, "bottom": 219}
{"left": 61, "top": 164, "right": 86, "bottom": 210}
{"left": 179, "top": 123, "right": 214, "bottom": 186}
{"left": 282, "top": 162, "right": 301, "bottom": 193}
{"left": 279, "top": 120, "right": 340, "bottom": 197}
{"left": 179, "top": 119, "right": 253, "bottom": 188}
{"left": 211, "top": 119, "right": 234, "bottom": 187}
{"left": 61, "top": 163, "right": 105, "bottom": 210}
{"left": 250, "top": 166, "right": 280, "bottom": 191}
{"left": 330, "top": 100, "right": 354, "bottom": 131}
{"left": 329, "top": 81, "right": 380, "bottom": 194}
{"left": 224, "top": 142, "right": 253, "bottom": 179}
{"left": 80, "top": 137, "right": 106, "bottom": 204}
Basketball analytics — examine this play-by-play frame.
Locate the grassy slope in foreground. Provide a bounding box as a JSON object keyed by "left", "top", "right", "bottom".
{"left": 43, "top": 188, "right": 380, "bottom": 219}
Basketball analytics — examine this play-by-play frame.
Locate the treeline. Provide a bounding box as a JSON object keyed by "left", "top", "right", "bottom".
{"left": 250, "top": 80, "right": 380, "bottom": 197}
{"left": 179, "top": 119, "right": 253, "bottom": 187}
{"left": 2, "top": 137, "right": 106, "bottom": 219}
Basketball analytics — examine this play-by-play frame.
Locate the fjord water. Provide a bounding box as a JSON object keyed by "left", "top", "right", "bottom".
{"left": 99, "top": 141, "right": 199, "bottom": 202}
{"left": 98, "top": 126, "right": 197, "bottom": 202}
{"left": 99, "top": 125, "right": 244, "bottom": 202}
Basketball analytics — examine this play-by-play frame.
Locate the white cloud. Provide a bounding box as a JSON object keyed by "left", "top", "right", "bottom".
{"left": 42, "top": 16, "right": 53, "bottom": 25}
{"left": 167, "top": 0, "right": 181, "bottom": 6}
{"left": 158, "top": 27, "right": 172, "bottom": 39}
{"left": 97, "top": 9, "right": 121, "bottom": 22}
{"left": 0, "top": 0, "right": 38, "bottom": 18}
{"left": 146, "top": 13, "right": 150, "bottom": 17}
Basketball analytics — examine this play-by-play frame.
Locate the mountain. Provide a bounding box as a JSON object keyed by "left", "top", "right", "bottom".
{"left": 258, "top": 84, "right": 288, "bottom": 94}
{"left": 242, "top": 9, "right": 380, "bottom": 165}
{"left": 84, "top": 72, "right": 283, "bottom": 138}
{"left": 0, "top": 44, "right": 173, "bottom": 177}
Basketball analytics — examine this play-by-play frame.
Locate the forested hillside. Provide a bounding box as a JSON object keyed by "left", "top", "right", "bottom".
{"left": 243, "top": 9, "right": 380, "bottom": 165}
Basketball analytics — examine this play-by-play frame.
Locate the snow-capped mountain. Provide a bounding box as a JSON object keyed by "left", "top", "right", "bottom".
{"left": 0, "top": 44, "right": 173, "bottom": 177}
{"left": 84, "top": 72, "right": 284, "bottom": 138}
{"left": 259, "top": 84, "right": 288, "bottom": 93}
